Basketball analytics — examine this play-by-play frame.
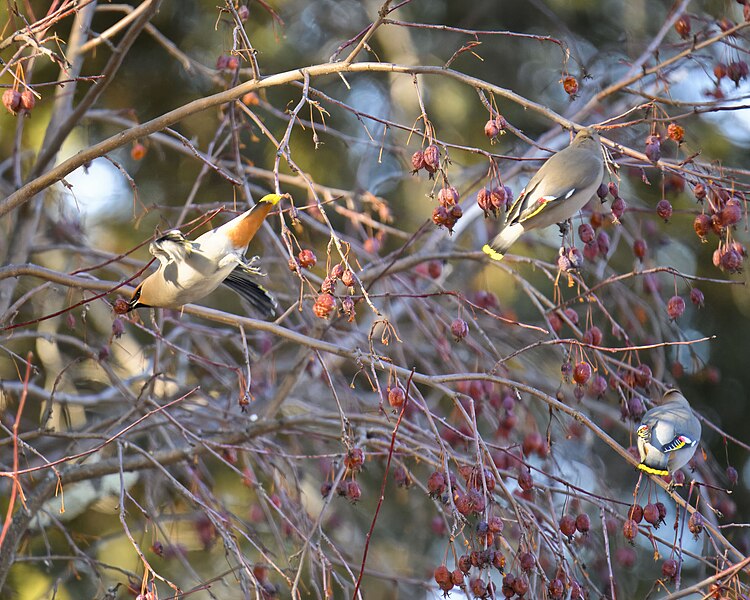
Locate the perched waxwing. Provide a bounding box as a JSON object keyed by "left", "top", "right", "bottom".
{"left": 483, "top": 128, "right": 604, "bottom": 260}
{"left": 636, "top": 389, "right": 701, "bottom": 476}
{"left": 126, "top": 193, "right": 281, "bottom": 317}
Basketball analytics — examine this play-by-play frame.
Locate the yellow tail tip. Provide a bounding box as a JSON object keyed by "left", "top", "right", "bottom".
{"left": 259, "top": 193, "right": 282, "bottom": 206}
{"left": 637, "top": 464, "right": 669, "bottom": 477}
{"left": 482, "top": 244, "right": 505, "bottom": 261}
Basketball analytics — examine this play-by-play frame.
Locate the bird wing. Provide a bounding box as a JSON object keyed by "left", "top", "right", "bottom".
{"left": 505, "top": 147, "right": 601, "bottom": 226}
{"left": 660, "top": 434, "right": 697, "bottom": 453}
{"left": 149, "top": 231, "right": 194, "bottom": 267}
{"left": 221, "top": 266, "right": 277, "bottom": 318}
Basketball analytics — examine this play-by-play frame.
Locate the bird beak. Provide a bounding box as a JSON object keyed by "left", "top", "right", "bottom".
{"left": 126, "top": 284, "right": 144, "bottom": 312}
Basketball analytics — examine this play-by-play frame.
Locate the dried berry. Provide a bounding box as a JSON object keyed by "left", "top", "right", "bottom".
{"left": 656, "top": 199, "right": 673, "bottom": 221}
{"left": 321, "top": 276, "right": 336, "bottom": 295}
{"left": 589, "top": 374, "right": 607, "bottom": 397}
{"left": 518, "top": 470, "right": 533, "bottom": 492}
{"left": 313, "top": 293, "right": 336, "bottom": 319}
{"left": 458, "top": 554, "right": 471, "bottom": 573}
{"left": 583, "top": 240, "right": 599, "bottom": 261}
{"left": 656, "top": 502, "right": 667, "bottom": 521}
{"left": 688, "top": 512, "right": 704, "bottom": 537}
{"left": 549, "top": 578, "right": 564, "bottom": 599}
{"left": 616, "top": 546, "right": 637, "bottom": 568}
{"left": 488, "top": 515, "right": 504, "bottom": 533}
{"left": 667, "top": 123, "right": 684, "bottom": 143}
{"left": 596, "top": 183, "right": 609, "bottom": 200}
{"left": 727, "top": 466, "right": 739, "bottom": 486}
{"left": 344, "top": 447, "right": 364, "bottom": 472}
{"left": 629, "top": 504, "right": 644, "bottom": 523}
{"left": 112, "top": 317, "right": 125, "bottom": 339}
{"left": 131, "top": 143, "right": 147, "bottom": 161}
{"left": 411, "top": 150, "right": 425, "bottom": 173}
{"left": 622, "top": 518, "right": 638, "bottom": 541}
{"left": 633, "top": 239, "right": 647, "bottom": 261}
{"left": 608, "top": 181, "right": 619, "bottom": 198}
{"left": 573, "top": 361, "right": 592, "bottom": 385}
{"left": 644, "top": 503, "right": 662, "bottom": 527}
{"left": 582, "top": 326, "right": 603, "bottom": 347}
{"left": 423, "top": 144, "right": 440, "bottom": 172}
{"left": 575, "top": 513, "right": 591, "bottom": 534}
{"left": 522, "top": 431, "right": 543, "bottom": 456}
{"left": 559, "top": 514, "right": 576, "bottom": 540}
{"left": 727, "top": 60, "right": 749, "bottom": 86}
{"left": 578, "top": 223, "right": 595, "bottom": 244}
{"left": 427, "top": 471, "right": 447, "bottom": 497}
{"left": 450, "top": 318, "right": 469, "bottom": 341}
{"left": 720, "top": 199, "right": 742, "bottom": 226}
{"left": 341, "top": 270, "right": 355, "bottom": 287}
{"left": 674, "top": 14, "right": 691, "bottom": 38}
{"left": 2, "top": 89, "right": 21, "bottom": 115}
{"left": 434, "top": 565, "right": 454, "bottom": 592}
{"left": 690, "top": 287, "right": 705, "bottom": 307}
{"left": 562, "top": 76, "right": 579, "bottom": 97}
{"left": 667, "top": 295, "right": 686, "bottom": 319}
{"left": 596, "top": 231, "right": 610, "bottom": 256}
{"left": 563, "top": 307, "right": 579, "bottom": 325}
{"left": 512, "top": 574, "right": 529, "bottom": 596}
{"left": 662, "top": 558, "right": 678, "bottom": 579}
{"left": 298, "top": 249, "right": 317, "bottom": 268}
{"left": 20, "top": 89, "right": 35, "bottom": 111}
{"left": 645, "top": 134, "right": 661, "bottom": 163}
{"left": 113, "top": 298, "right": 130, "bottom": 314}
{"left": 393, "top": 465, "right": 412, "bottom": 487}
{"left": 470, "top": 577, "right": 487, "bottom": 598}
{"left": 719, "top": 247, "right": 743, "bottom": 272}
{"left": 451, "top": 569, "right": 464, "bottom": 586}
{"left": 693, "top": 214, "right": 711, "bottom": 239}
{"left": 611, "top": 196, "right": 626, "bottom": 220}
{"left": 437, "top": 185, "right": 459, "bottom": 207}
{"left": 330, "top": 263, "right": 345, "bottom": 279}
{"left": 519, "top": 552, "right": 535, "bottom": 572}
{"left": 570, "top": 581, "right": 583, "bottom": 599}
{"left": 388, "top": 385, "right": 405, "bottom": 409}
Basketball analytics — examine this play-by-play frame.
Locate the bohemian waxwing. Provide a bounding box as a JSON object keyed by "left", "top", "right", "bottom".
{"left": 127, "top": 193, "right": 281, "bottom": 317}
{"left": 636, "top": 389, "right": 701, "bottom": 476}
{"left": 483, "top": 128, "right": 604, "bottom": 260}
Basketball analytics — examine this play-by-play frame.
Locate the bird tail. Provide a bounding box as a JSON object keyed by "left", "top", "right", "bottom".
{"left": 226, "top": 193, "right": 282, "bottom": 248}
{"left": 637, "top": 463, "right": 669, "bottom": 477}
{"left": 483, "top": 223, "right": 525, "bottom": 261}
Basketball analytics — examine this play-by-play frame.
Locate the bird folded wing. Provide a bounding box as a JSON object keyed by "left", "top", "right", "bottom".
{"left": 221, "top": 267, "right": 277, "bottom": 318}
{"left": 150, "top": 231, "right": 194, "bottom": 266}
{"left": 661, "top": 435, "right": 694, "bottom": 453}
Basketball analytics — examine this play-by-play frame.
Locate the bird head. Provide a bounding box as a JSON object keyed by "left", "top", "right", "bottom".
{"left": 126, "top": 281, "right": 150, "bottom": 311}
{"left": 636, "top": 424, "right": 650, "bottom": 440}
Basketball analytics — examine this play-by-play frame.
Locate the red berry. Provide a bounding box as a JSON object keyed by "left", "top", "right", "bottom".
{"left": 693, "top": 214, "right": 711, "bottom": 239}
{"left": 622, "top": 518, "right": 638, "bottom": 541}
{"left": 3, "top": 89, "right": 23, "bottom": 115}
{"left": 727, "top": 466, "right": 739, "bottom": 486}
{"left": 608, "top": 182, "right": 619, "bottom": 198}
{"left": 611, "top": 196, "right": 626, "bottom": 220}
{"left": 629, "top": 504, "right": 644, "bottom": 523}
{"left": 667, "top": 295, "right": 686, "bottom": 319}
{"left": 688, "top": 512, "right": 704, "bottom": 537}
{"left": 573, "top": 361, "right": 592, "bottom": 385}
{"left": 484, "top": 119, "right": 500, "bottom": 139}
{"left": 644, "top": 503, "right": 661, "bottom": 527}
{"left": 662, "top": 558, "right": 678, "bottom": 579}
{"left": 559, "top": 514, "right": 576, "bottom": 539}
{"left": 458, "top": 554, "right": 472, "bottom": 573}
{"left": 450, "top": 318, "right": 469, "bottom": 341}
{"left": 388, "top": 386, "right": 405, "bottom": 409}
{"left": 562, "top": 76, "right": 579, "bottom": 96}
{"left": 675, "top": 14, "right": 691, "bottom": 38}
{"left": 427, "top": 471, "right": 446, "bottom": 497}
{"left": 582, "top": 326, "right": 603, "bottom": 347}
{"left": 411, "top": 150, "right": 425, "bottom": 172}
{"left": 667, "top": 123, "right": 684, "bottom": 143}
{"left": 313, "top": 293, "right": 336, "bottom": 319}
{"left": 563, "top": 307, "right": 579, "bottom": 325}
{"left": 131, "top": 142, "right": 147, "bottom": 161}
{"left": 633, "top": 239, "right": 647, "bottom": 260}
{"left": 519, "top": 551, "right": 535, "bottom": 572}
{"left": 437, "top": 185, "right": 459, "bottom": 207}
{"left": 720, "top": 199, "right": 742, "bottom": 226}
{"left": 635, "top": 364, "right": 652, "bottom": 388}
{"left": 512, "top": 574, "right": 529, "bottom": 596}
{"left": 549, "top": 578, "right": 564, "bottom": 599}
{"left": 690, "top": 287, "right": 705, "bottom": 307}
{"left": 589, "top": 374, "right": 607, "bottom": 397}
{"left": 656, "top": 199, "right": 673, "bottom": 221}
{"left": 298, "top": 249, "right": 317, "bottom": 268}
{"left": 341, "top": 270, "right": 355, "bottom": 287}
{"left": 518, "top": 470, "right": 533, "bottom": 491}
{"left": 423, "top": 144, "right": 440, "bottom": 171}
{"left": 434, "top": 565, "right": 454, "bottom": 592}
{"left": 344, "top": 447, "right": 364, "bottom": 471}
{"left": 645, "top": 134, "right": 661, "bottom": 163}
{"left": 578, "top": 223, "right": 595, "bottom": 243}
{"left": 575, "top": 513, "right": 591, "bottom": 534}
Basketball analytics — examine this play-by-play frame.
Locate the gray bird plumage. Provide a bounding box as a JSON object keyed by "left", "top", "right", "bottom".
{"left": 636, "top": 389, "right": 701, "bottom": 476}
{"left": 483, "top": 128, "right": 604, "bottom": 260}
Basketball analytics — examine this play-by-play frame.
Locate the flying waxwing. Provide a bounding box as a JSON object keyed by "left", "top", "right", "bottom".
{"left": 483, "top": 128, "right": 604, "bottom": 260}
{"left": 126, "top": 193, "right": 281, "bottom": 317}
{"left": 636, "top": 389, "right": 701, "bottom": 476}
